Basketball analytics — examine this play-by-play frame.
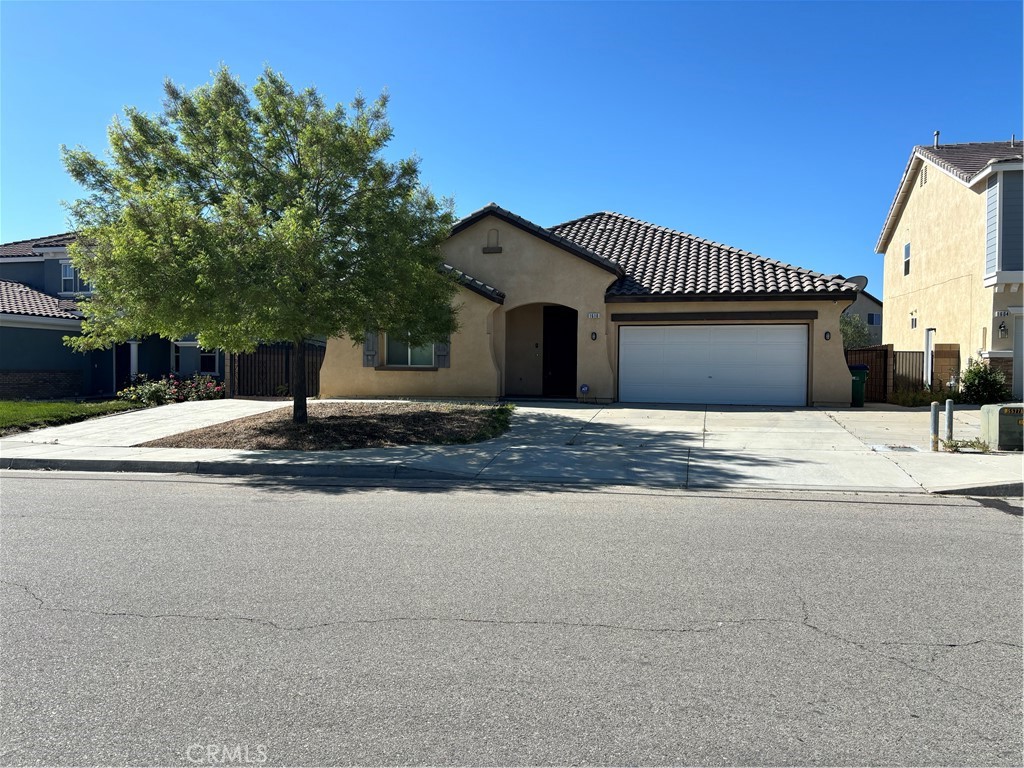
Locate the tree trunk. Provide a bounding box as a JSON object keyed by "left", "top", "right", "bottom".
{"left": 291, "top": 339, "right": 308, "bottom": 424}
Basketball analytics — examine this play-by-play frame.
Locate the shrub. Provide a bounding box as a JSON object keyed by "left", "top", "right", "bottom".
{"left": 118, "top": 374, "right": 225, "bottom": 406}
{"left": 958, "top": 358, "right": 1010, "bottom": 404}
{"left": 890, "top": 386, "right": 959, "bottom": 408}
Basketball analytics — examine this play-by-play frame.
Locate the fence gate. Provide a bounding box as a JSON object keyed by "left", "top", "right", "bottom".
{"left": 844, "top": 345, "right": 891, "bottom": 402}
{"left": 225, "top": 341, "right": 326, "bottom": 398}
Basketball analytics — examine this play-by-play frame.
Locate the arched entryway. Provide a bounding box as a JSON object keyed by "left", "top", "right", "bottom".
{"left": 505, "top": 303, "right": 578, "bottom": 398}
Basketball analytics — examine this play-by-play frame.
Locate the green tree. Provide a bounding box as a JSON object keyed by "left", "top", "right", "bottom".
{"left": 62, "top": 66, "right": 458, "bottom": 423}
{"left": 839, "top": 312, "right": 871, "bottom": 350}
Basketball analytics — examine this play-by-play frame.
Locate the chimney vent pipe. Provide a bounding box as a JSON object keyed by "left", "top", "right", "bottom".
{"left": 933, "top": 130, "right": 940, "bottom": 148}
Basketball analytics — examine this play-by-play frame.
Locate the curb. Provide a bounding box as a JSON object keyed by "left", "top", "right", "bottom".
{"left": 0, "top": 456, "right": 468, "bottom": 481}
{"left": 928, "top": 482, "right": 1024, "bottom": 498}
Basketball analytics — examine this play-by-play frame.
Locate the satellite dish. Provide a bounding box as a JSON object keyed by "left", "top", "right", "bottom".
{"left": 846, "top": 275, "right": 869, "bottom": 291}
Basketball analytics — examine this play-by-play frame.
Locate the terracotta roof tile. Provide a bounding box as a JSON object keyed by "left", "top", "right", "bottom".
{"left": 550, "top": 212, "right": 857, "bottom": 299}
{"left": 0, "top": 281, "right": 82, "bottom": 319}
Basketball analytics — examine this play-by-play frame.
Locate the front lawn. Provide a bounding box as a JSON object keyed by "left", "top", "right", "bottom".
{"left": 138, "top": 401, "right": 514, "bottom": 451}
{"left": 0, "top": 400, "right": 144, "bottom": 436}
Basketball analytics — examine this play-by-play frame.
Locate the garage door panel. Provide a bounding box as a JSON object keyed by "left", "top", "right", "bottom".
{"left": 619, "top": 325, "right": 807, "bottom": 405}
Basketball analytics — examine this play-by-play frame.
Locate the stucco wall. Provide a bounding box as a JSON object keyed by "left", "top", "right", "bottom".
{"left": 881, "top": 163, "right": 993, "bottom": 360}
{"left": 320, "top": 213, "right": 853, "bottom": 405}
{"left": 320, "top": 288, "right": 502, "bottom": 399}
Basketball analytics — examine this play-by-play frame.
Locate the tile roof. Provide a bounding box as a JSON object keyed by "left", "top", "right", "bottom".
{"left": 453, "top": 203, "right": 623, "bottom": 277}
{"left": 440, "top": 263, "right": 506, "bottom": 304}
{"left": 0, "top": 232, "right": 76, "bottom": 258}
{"left": 875, "top": 140, "right": 1022, "bottom": 253}
{"left": 550, "top": 212, "right": 858, "bottom": 299}
{"left": 914, "top": 141, "right": 1022, "bottom": 183}
{"left": 0, "top": 281, "right": 82, "bottom": 319}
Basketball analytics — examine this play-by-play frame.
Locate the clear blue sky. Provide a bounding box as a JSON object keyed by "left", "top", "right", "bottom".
{"left": 2, "top": 0, "right": 1021, "bottom": 296}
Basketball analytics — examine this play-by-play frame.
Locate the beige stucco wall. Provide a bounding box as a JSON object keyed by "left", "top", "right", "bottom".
{"left": 881, "top": 162, "right": 994, "bottom": 361}
{"left": 320, "top": 212, "right": 854, "bottom": 405}
{"left": 319, "top": 288, "right": 501, "bottom": 398}
{"left": 604, "top": 298, "right": 853, "bottom": 406}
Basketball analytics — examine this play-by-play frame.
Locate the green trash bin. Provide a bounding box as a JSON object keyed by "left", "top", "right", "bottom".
{"left": 849, "top": 364, "right": 869, "bottom": 408}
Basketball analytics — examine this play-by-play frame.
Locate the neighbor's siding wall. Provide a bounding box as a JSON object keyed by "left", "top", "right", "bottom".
{"left": 881, "top": 161, "right": 992, "bottom": 360}
{"left": 0, "top": 261, "right": 46, "bottom": 291}
{"left": 1001, "top": 170, "right": 1023, "bottom": 272}
{"left": 0, "top": 326, "right": 114, "bottom": 398}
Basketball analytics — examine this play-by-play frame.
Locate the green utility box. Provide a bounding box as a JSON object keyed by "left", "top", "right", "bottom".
{"left": 849, "top": 364, "right": 869, "bottom": 408}
{"left": 980, "top": 403, "right": 1023, "bottom": 451}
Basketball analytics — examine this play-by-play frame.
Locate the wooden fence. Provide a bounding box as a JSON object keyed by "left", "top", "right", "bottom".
{"left": 224, "top": 341, "right": 326, "bottom": 398}
{"left": 845, "top": 343, "right": 960, "bottom": 402}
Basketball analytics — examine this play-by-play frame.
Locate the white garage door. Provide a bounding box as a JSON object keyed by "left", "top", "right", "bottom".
{"left": 619, "top": 325, "right": 808, "bottom": 406}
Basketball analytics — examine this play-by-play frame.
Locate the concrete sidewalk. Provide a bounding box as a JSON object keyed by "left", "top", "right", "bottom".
{"left": 1, "top": 399, "right": 1020, "bottom": 495}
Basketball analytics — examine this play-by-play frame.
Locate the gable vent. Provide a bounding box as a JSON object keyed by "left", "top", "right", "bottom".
{"left": 920, "top": 166, "right": 928, "bottom": 187}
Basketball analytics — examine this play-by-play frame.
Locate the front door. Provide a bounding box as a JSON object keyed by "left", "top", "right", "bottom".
{"left": 542, "top": 305, "right": 577, "bottom": 398}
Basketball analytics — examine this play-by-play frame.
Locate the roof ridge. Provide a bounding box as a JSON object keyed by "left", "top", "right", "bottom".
{"left": 0, "top": 232, "right": 75, "bottom": 248}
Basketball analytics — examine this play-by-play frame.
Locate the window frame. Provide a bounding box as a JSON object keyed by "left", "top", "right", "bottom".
{"left": 903, "top": 242, "right": 911, "bottom": 276}
{"left": 384, "top": 333, "right": 436, "bottom": 368}
{"left": 867, "top": 313, "right": 881, "bottom": 326}
{"left": 59, "top": 261, "right": 90, "bottom": 295}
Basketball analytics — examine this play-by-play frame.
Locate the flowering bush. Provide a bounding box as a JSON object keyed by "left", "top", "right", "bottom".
{"left": 118, "top": 374, "right": 225, "bottom": 406}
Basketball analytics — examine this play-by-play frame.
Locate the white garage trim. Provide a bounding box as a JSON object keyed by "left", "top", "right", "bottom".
{"left": 618, "top": 324, "right": 809, "bottom": 406}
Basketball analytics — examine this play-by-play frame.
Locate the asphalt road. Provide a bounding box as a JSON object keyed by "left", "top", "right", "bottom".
{"left": 1, "top": 471, "right": 1021, "bottom": 767}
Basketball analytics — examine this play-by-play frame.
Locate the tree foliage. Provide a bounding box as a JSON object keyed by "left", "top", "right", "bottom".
{"left": 839, "top": 312, "right": 871, "bottom": 350}
{"left": 62, "top": 66, "right": 459, "bottom": 422}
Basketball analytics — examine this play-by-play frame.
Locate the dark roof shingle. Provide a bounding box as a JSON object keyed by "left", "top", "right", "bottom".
{"left": 0, "top": 232, "right": 76, "bottom": 258}
{"left": 914, "top": 141, "right": 1022, "bottom": 182}
{"left": 550, "top": 212, "right": 857, "bottom": 299}
{"left": 0, "top": 281, "right": 82, "bottom": 319}
{"left": 440, "top": 264, "right": 505, "bottom": 304}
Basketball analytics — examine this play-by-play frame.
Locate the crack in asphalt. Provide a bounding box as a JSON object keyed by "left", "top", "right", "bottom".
{"left": 4, "top": 580, "right": 1020, "bottom": 705}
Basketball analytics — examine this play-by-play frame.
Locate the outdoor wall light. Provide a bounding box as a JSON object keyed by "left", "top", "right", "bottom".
{"left": 591, "top": 332, "right": 598, "bottom": 341}
{"left": 824, "top": 331, "right": 831, "bottom": 341}
{"left": 998, "top": 321, "right": 1008, "bottom": 339}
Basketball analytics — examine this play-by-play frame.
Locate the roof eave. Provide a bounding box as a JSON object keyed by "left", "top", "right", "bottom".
{"left": 451, "top": 204, "right": 625, "bottom": 277}
{"left": 604, "top": 291, "right": 857, "bottom": 304}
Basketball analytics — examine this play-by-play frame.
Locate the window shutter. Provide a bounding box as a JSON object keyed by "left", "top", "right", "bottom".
{"left": 434, "top": 339, "right": 450, "bottom": 368}
{"left": 363, "top": 332, "right": 379, "bottom": 367}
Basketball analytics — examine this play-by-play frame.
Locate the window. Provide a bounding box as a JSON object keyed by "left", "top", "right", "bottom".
{"left": 903, "top": 243, "right": 911, "bottom": 276}
{"left": 199, "top": 351, "right": 218, "bottom": 375}
{"left": 60, "top": 262, "right": 90, "bottom": 294}
{"left": 172, "top": 342, "right": 219, "bottom": 375}
{"left": 867, "top": 313, "right": 881, "bottom": 326}
{"left": 910, "top": 316, "right": 918, "bottom": 330}
{"left": 386, "top": 334, "right": 434, "bottom": 367}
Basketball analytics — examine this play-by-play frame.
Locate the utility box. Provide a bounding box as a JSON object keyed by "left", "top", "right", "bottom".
{"left": 980, "top": 403, "right": 1024, "bottom": 451}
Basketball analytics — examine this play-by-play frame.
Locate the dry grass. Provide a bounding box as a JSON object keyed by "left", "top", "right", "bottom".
{"left": 137, "top": 401, "right": 513, "bottom": 451}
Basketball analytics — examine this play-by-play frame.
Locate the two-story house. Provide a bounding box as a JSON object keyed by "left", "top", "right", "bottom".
{"left": 876, "top": 138, "right": 1023, "bottom": 398}
{"left": 0, "top": 233, "right": 221, "bottom": 399}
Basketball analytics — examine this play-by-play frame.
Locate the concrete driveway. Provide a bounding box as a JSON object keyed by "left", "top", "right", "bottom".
{"left": 1, "top": 399, "right": 1020, "bottom": 495}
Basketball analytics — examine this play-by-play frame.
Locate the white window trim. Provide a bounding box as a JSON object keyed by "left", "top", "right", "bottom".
{"left": 58, "top": 260, "right": 92, "bottom": 296}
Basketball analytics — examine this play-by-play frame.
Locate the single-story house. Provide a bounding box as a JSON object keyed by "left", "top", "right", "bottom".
{"left": 320, "top": 204, "right": 859, "bottom": 406}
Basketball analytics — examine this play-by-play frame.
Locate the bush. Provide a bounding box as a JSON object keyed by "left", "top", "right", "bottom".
{"left": 957, "top": 358, "right": 1010, "bottom": 404}
{"left": 118, "top": 374, "right": 225, "bottom": 406}
{"left": 890, "top": 386, "right": 959, "bottom": 408}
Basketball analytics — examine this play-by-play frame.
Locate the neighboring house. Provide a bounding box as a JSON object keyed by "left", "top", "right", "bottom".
{"left": 320, "top": 204, "right": 859, "bottom": 406}
{"left": 840, "top": 282, "right": 883, "bottom": 346}
{"left": 876, "top": 138, "right": 1023, "bottom": 398}
{"left": 0, "top": 233, "right": 221, "bottom": 399}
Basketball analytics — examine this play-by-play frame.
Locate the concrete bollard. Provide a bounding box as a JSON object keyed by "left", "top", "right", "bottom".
{"left": 930, "top": 401, "right": 940, "bottom": 452}
{"left": 945, "top": 399, "right": 954, "bottom": 443}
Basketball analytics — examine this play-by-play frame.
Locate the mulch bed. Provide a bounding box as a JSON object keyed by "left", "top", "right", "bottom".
{"left": 136, "top": 401, "right": 512, "bottom": 451}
